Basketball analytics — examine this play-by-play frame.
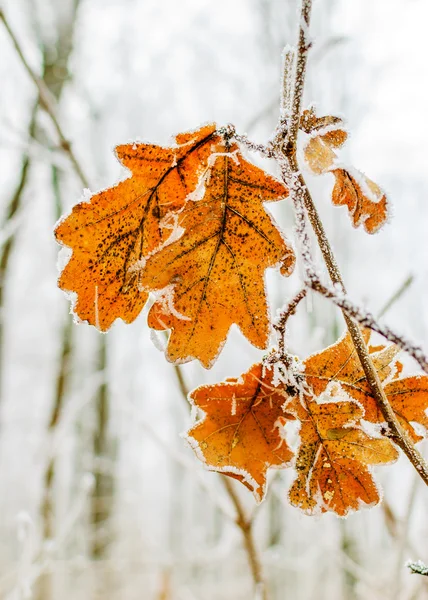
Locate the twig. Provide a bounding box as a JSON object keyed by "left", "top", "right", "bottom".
{"left": 378, "top": 274, "right": 413, "bottom": 318}
{"left": 0, "top": 9, "right": 89, "bottom": 188}
{"left": 306, "top": 276, "right": 428, "bottom": 374}
{"left": 273, "top": 288, "right": 306, "bottom": 359}
{"left": 221, "top": 477, "right": 268, "bottom": 600}
{"left": 406, "top": 560, "right": 428, "bottom": 577}
{"left": 274, "top": 0, "right": 428, "bottom": 486}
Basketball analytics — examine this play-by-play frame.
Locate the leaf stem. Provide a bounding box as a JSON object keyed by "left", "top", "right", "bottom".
{"left": 276, "top": 0, "right": 428, "bottom": 486}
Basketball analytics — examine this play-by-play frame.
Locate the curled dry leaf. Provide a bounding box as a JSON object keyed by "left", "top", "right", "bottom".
{"left": 141, "top": 142, "right": 295, "bottom": 368}
{"left": 300, "top": 108, "right": 389, "bottom": 234}
{"left": 55, "top": 124, "right": 219, "bottom": 330}
{"left": 187, "top": 363, "right": 294, "bottom": 502}
{"left": 301, "top": 108, "right": 348, "bottom": 175}
{"left": 331, "top": 168, "right": 389, "bottom": 234}
{"left": 287, "top": 395, "right": 398, "bottom": 516}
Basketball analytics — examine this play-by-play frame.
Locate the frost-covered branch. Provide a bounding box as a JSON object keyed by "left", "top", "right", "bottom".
{"left": 273, "top": 289, "right": 307, "bottom": 360}
{"left": 273, "top": 0, "right": 428, "bottom": 487}
{"left": 307, "top": 277, "right": 428, "bottom": 374}
{"left": 406, "top": 560, "right": 428, "bottom": 576}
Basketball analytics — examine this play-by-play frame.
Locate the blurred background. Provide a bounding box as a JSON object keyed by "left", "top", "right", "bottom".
{"left": 1, "top": 0, "right": 428, "bottom": 598}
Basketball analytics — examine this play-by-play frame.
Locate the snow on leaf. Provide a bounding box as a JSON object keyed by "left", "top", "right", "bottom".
{"left": 287, "top": 394, "right": 398, "bottom": 516}
{"left": 140, "top": 141, "right": 295, "bottom": 368}
{"left": 54, "top": 123, "right": 219, "bottom": 330}
{"left": 186, "top": 363, "right": 294, "bottom": 502}
{"left": 331, "top": 168, "right": 389, "bottom": 234}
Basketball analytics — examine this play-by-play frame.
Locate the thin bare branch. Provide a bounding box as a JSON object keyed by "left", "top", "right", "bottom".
{"left": 378, "top": 274, "right": 413, "bottom": 318}
{"left": 0, "top": 9, "right": 89, "bottom": 187}
{"left": 221, "top": 477, "right": 268, "bottom": 600}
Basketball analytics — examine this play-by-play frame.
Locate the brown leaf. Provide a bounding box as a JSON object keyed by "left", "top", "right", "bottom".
{"left": 55, "top": 124, "right": 219, "bottom": 330}
{"left": 301, "top": 108, "right": 347, "bottom": 175}
{"left": 141, "top": 142, "right": 295, "bottom": 368}
{"left": 331, "top": 168, "right": 389, "bottom": 234}
{"left": 287, "top": 395, "right": 398, "bottom": 516}
{"left": 187, "top": 363, "right": 294, "bottom": 501}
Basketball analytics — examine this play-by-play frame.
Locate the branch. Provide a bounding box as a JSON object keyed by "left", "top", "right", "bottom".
{"left": 378, "top": 274, "right": 413, "bottom": 318}
{"left": 273, "top": 289, "right": 307, "bottom": 359}
{"left": 306, "top": 276, "right": 428, "bottom": 374}
{"left": 0, "top": 9, "right": 89, "bottom": 188}
{"left": 221, "top": 477, "right": 268, "bottom": 600}
{"left": 274, "top": 0, "right": 428, "bottom": 486}
{"left": 406, "top": 560, "right": 428, "bottom": 576}
{"left": 283, "top": 0, "right": 312, "bottom": 148}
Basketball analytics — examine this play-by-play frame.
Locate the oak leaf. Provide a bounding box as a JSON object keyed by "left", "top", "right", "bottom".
{"left": 300, "top": 108, "right": 389, "bottom": 234}
{"left": 55, "top": 124, "right": 219, "bottom": 330}
{"left": 304, "top": 330, "right": 428, "bottom": 443}
{"left": 140, "top": 142, "right": 295, "bottom": 368}
{"left": 187, "top": 363, "right": 294, "bottom": 501}
{"left": 287, "top": 394, "right": 398, "bottom": 516}
{"left": 331, "top": 168, "right": 389, "bottom": 234}
{"left": 301, "top": 108, "right": 347, "bottom": 175}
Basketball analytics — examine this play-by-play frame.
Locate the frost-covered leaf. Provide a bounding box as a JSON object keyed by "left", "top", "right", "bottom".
{"left": 383, "top": 377, "right": 428, "bottom": 442}
{"left": 331, "top": 168, "right": 389, "bottom": 234}
{"left": 301, "top": 108, "right": 347, "bottom": 175}
{"left": 187, "top": 363, "right": 294, "bottom": 501}
{"left": 287, "top": 394, "right": 398, "bottom": 516}
{"left": 141, "top": 141, "right": 295, "bottom": 368}
{"left": 304, "top": 329, "right": 428, "bottom": 443}
{"left": 55, "top": 124, "right": 219, "bottom": 330}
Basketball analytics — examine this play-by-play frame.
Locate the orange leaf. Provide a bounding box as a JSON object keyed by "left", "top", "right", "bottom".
{"left": 383, "top": 377, "right": 428, "bottom": 442}
{"left": 304, "top": 330, "right": 428, "bottom": 443}
{"left": 187, "top": 363, "right": 294, "bottom": 501}
{"left": 141, "top": 142, "right": 295, "bottom": 368}
{"left": 331, "top": 168, "right": 389, "bottom": 234}
{"left": 287, "top": 395, "right": 398, "bottom": 516}
{"left": 301, "top": 108, "right": 347, "bottom": 175}
{"left": 55, "top": 124, "right": 219, "bottom": 330}
{"left": 304, "top": 329, "right": 398, "bottom": 403}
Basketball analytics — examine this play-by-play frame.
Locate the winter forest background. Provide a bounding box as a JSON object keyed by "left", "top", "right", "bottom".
{"left": 1, "top": 0, "right": 428, "bottom": 598}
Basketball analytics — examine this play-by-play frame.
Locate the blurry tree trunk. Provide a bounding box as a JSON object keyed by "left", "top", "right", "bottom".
{"left": 0, "top": 102, "right": 38, "bottom": 400}
{"left": 28, "top": 2, "right": 84, "bottom": 598}
{"left": 90, "top": 337, "right": 114, "bottom": 560}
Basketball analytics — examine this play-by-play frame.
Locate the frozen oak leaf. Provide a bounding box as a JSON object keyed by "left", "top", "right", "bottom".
{"left": 301, "top": 108, "right": 348, "bottom": 175}
{"left": 331, "top": 168, "right": 389, "bottom": 234}
{"left": 141, "top": 141, "right": 295, "bottom": 368}
{"left": 187, "top": 363, "right": 294, "bottom": 502}
{"left": 54, "top": 124, "right": 220, "bottom": 330}
{"left": 287, "top": 394, "right": 398, "bottom": 516}
{"left": 304, "top": 330, "right": 428, "bottom": 443}
{"left": 300, "top": 108, "right": 389, "bottom": 234}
